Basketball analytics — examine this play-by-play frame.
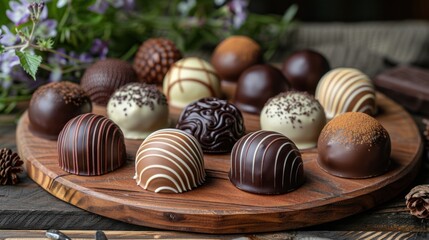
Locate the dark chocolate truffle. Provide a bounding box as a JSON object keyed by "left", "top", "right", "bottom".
{"left": 281, "top": 49, "right": 330, "bottom": 95}
{"left": 57, "top": 113, "right": 127, "bottom": 176}
{"left": 230, "top": 130, "right": 304, "bottom": 195}
{"left": 317, "top": 112, "right": 391, "bottom": 178}
{"left": 81, "top": 58, "right": 137, "bottom": 106}
{"left": 176, "top": 97, "right": 245, "bottom": 153}
{"left": 211, "top": 35, "right": 262, "bottom": 82}
{"left": 28, "top": 81, "right": 92, "bottom": 140}
{"left": 135, "top": 128, "right": 206, "bottom": 193}
{"left": 133, "top": 38, "right": 182, "bottom": 85}
{"left": 234, "top": 64, "right": 290, "bottom": 114}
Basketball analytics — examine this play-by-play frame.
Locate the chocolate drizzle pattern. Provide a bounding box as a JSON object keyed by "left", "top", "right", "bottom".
{"left": 229, "top": 130, "right": 304, "bottom": 195}
{"left": 315, "top": 68, "right": 376, "bottom": 119}
{"left": 57, "top": 113, "right": 126, "bottom": 176}
{"left": 176, "top": 98, "right": 245, "bottom": 153}
{"left": 163, "top": 57, "right": 222, "bottom": 108}
{"left": 134, "top": 129, "right": 206, "bottom": 193}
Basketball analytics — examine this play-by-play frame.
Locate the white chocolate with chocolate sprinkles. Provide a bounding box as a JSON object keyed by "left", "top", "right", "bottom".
{"left": 260, "top": 91, "right": 326, "bottom": 149}
{"left": 134, "top": 128, "right": 206, "bottom": 193}
{"left": 163, "top": 57, "right": 222, "bottom": 109}
{"left": 315, "top": 68, "right": 376, "bottom": 120}
{"left": 107, "top": 83, "right": 169, "bottom": 139}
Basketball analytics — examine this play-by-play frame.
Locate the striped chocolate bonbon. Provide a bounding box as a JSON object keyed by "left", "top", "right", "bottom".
{"left": 135, "top": 128, "right": 206, "bottom": 193}
{"left": 57, "top": 113, "right": 127, "bottom": 176}
{"left": 315, "top": 68, "right": 376, "bottom": 119}
{"left": 229, "top": 130, "right": 304, "bottom": 195}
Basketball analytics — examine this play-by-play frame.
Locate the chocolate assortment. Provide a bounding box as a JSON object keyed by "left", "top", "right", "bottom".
{"left": 81, "top": 58, "right": 137, "bottom": 106}
{"left": 176, "top": 97, "right": 245, "bottom": 153}
{"left": 28, "top": 82, "right": 92, "bottom": 140}
{"left": 317, "top": 112, "right": 391, "bottom": 178}
{"left": 230, "top": 130, "right": 304, "bottom": 194}
{"left": 234, "top": 64, "right": 290, "bottom": 114}
{"left": 133, "top": 38, "right": 182, "bottom": 85}
{"left": 57, "top": 113, "right": 127, "bottom": 176}
{"left": 135, "top": 129, "right": 206, "bottom": 193}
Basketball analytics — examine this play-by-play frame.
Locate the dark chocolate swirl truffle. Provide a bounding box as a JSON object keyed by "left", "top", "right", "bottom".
{"left": 57, "top": 113, "right": 127, "bottom": 176}
{"left": 230, "top": 130, "right": 304, "bottom": 195}
{"left": 28, "top": 81, "right": 92, "bottom": 140}
{"left": 317, "top": 112, "right": 391, "bottom": 178}
{"left": 176, "top": 98, "right": 245, "bottom": 153}
{"left": 234, "top": 64, "right": 290, "bottom": 114}
{"left": 133, "top": 38, "right": 182, "bottom": 85}
{"left": 81, "top": 58, "right": 137, "bottom": 106}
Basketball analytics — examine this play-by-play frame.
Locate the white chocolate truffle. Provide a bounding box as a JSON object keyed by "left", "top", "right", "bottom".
{"left": 163, "top": 57, "right": 222, "bottom": 108}
{"left": 260, "top": 91, "right": 326, "bottom": 149}
{"left": 315, "top": 68, "right": 376, "bottom": 120}
{"left": 107, "top": 83, "right": 169, "bottom": 139}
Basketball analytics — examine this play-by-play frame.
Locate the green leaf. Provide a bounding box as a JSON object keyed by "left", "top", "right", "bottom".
{"left": 15, "top": 51, "right": 42, "bottom": 81}
{"left": 282, "top": 4, "right": 298, "bottom": 23}
{"left": 0, "top": 45, "right": 4, "bottom": 54}
{"left": 37, "top": 38, "right": 55, "bottom": 49}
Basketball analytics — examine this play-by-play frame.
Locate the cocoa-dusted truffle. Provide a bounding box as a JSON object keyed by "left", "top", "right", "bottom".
{"left": 282, "top": 49, "right": 330, "bottom": 95}
{"left": 81, "top": 58, "right": 137, "bottom": 106}
{"left": 58, "top": 113, "right": 127, "bottom": 176}
{"left": 211, "top": 35, "right": 262, "bottom": 82}
{"left": 135, "top": 128, "right": 206, "bottom": 193}
{"left": 133, "top": 38, "right": 182, "bottom": 85}
{"left": 315, "top": 68, "right": 376, "bottom": 120}
{"left": 107, "top": 83, "right": 169, "bottom": 139}
{"left": 317, "top": 112, "right": 391, "bottom": 178}
{"left": 176, "top": 97, "right": 245, "bottom": 153}
{"left": 260, "top": 91, "right": 326, "bottom": 149}
{"left": 234, "top": 64, "right": 290, "bottom": 114}
{"left": 28, "top": 81, "right": 92, "bottom": 140}
{"left": 230, "top": 130, "right": 304, "bottom": 195}
{"left": 163, "top": 57, "right": 222, "bottom": 109}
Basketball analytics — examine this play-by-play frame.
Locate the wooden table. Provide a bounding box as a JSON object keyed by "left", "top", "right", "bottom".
{"left": 1, "top": 114, "right": 429, "bottom": 239}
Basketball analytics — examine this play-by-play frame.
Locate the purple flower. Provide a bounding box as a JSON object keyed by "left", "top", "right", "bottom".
{"left": 228, "top": 0, "right": 248, "bottom": 29}
{"left": 0, "top": 26, "right": 18, "bottom": 46}
{"left": 48, "top": 48, "right": 68, "bottom": 66}
{"left": 36, "top": 19, "right": 58, "bottom": 38}
{"left": 88, "top": 0, "right": 110, "bottom": 14}
{"left": 0, "top": 50, "right": 20, "bottom": 76}
{"left": 89, "top": 0, "right": 135, "bottom": 14}
{"left": 6, "top": 0, "right": 48, "bottom": 25}
{"left": 90, "top": 39, "right": 109, "bottom": 59}
{"left": 49, "top": 67, "right": 62, "bottom": 82}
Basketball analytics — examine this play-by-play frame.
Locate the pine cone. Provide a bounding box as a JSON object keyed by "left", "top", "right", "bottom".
{"left": 0, "top": 148, "right": 23, "bottom": 185}
{"left": 405, "top": 185, "right": 429, "bottom": 218}
{"left": 133, "top": 38, "right": 182, "bottom": 85}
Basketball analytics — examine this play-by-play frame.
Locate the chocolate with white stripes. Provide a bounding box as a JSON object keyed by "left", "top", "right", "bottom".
{"left": 229, "top": 130, "right": 304, "bottom": 195}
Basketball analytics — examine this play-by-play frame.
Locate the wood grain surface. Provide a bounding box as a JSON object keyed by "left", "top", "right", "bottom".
{"left": 15, "top": 93, "right": 423, "bottom": 234}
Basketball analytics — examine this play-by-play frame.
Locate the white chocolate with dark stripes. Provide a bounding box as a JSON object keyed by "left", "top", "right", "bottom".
{"left": 163, "top": 57, "right": 222, "bottom": 109}
{"left": 229, "top": 130, "right": 304, "bottom": 195}
{"left": 57, "top": 113, "right": 127, "bottom": 176}
{"left": 135, "top": 128, "right": 206, "bottom": 193}
{"left": 315, "top": 68, "right": 376, "bottom": 119}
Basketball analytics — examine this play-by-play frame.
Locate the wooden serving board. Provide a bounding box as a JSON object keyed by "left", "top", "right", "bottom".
{"left": 16, "top": 93, "right": 422, "bottom": 234}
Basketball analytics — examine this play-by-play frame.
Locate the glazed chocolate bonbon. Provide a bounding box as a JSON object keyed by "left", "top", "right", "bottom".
{"left": 176, "top": 97, "right": 245, "bottom": 153}
{"left": 282, "top": 49, "right": 330, "bottom": 95}
{"left": 57, "top": 113, "right": 127, "bottom": 176}
{"left": 211, "top": 35, "right": 262, "bottom": 82}
{"left": 107, "top": 83, "right": 169, "bottom": 139}
{"left": 81, "top": 58, "right": 137, "bottom": 106}
{"left": 317, "top": 112, "right": 391, "bottom": 178}
{"left": 135, "top": 128, "right": 206, "bottom": 193}
{"left": 28, "top": 81, "right": 92, "bottom": 140}
{"left": 230, "top": 130, "right": 304, "bottom": 195}
{"left": 234, "top": 64, "right": 290, "bottom": 114}
{"left": 133, "top": 38, "right": 182, "bottom": 84}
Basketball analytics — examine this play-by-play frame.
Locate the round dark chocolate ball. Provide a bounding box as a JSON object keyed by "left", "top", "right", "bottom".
{"left": 81, "top": 58, "right": 137, "bottom": 106}
{"left": 58, "top": 113, "right": 127, "bottom": 176}
{"left": 176, "top": 97, "right": 245, "bottom": 153}
{"left": 317, "top": 112, "right": 391, "bottom": 178}
{"left": 133, "top": 38, "right": 182, "bottom": 85}
{"left": 234, "top": 64, "right": 290, "bottom": 114}
{"left": 229, "top": 130, "right": 305, "bottom": 195}
{"left": 28, "top": 81, "right": 92, "bottom": 140}
{"left": 282, "top": 49, "right": 330, "bottom": 95}
{"left": 211, "top": 35, "right": 262, "bottom": 82}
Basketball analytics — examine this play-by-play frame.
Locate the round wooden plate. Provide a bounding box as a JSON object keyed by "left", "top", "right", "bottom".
{"left": 16, "top": 93, "right": 422, "bottom": 234}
